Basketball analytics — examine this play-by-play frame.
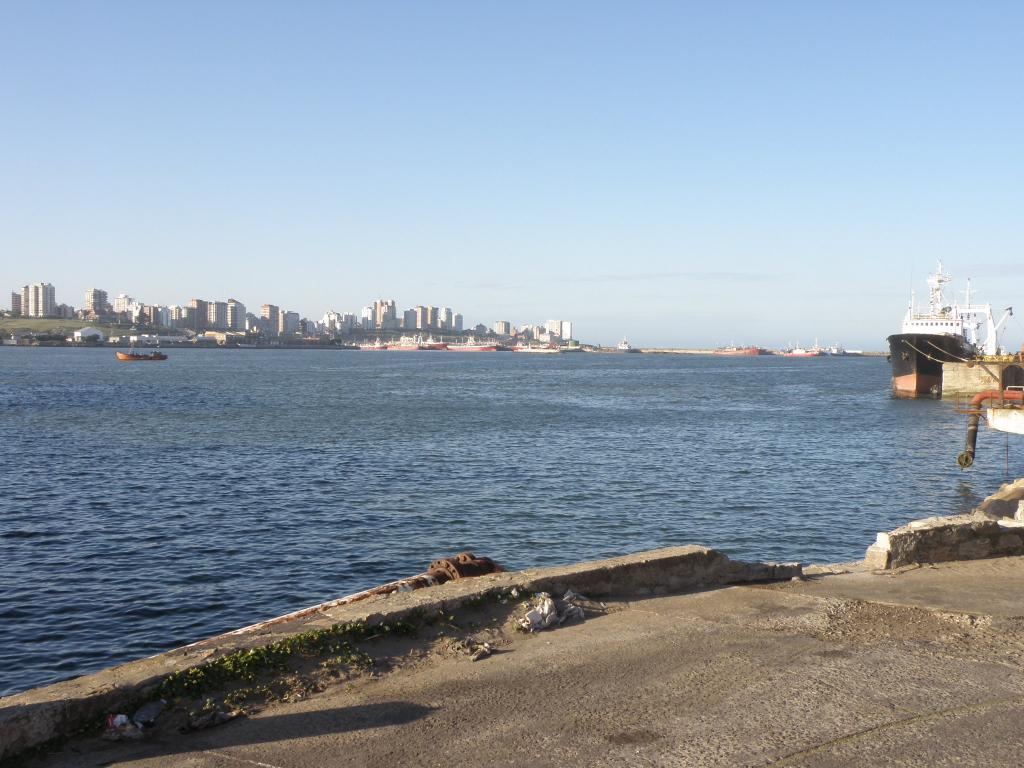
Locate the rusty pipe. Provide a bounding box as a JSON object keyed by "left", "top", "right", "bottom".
{"left": 957, "top": 389, "right": 1024, "bottom": 468}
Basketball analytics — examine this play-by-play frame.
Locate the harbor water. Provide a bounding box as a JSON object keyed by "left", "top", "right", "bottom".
{"left": 2, "top": 347, "right": 1022, "bottom": 696}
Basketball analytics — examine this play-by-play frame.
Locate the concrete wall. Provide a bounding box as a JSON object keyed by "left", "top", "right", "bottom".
{"left": 865, "top": 515, "right": 1024, "bottom": 570}
{"left": 943, "top": 361, "right": 1024, "bottom": 397}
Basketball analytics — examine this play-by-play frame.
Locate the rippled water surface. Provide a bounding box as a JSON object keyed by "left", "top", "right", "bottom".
{"left": 2, "top": 347, "right": 1022, "bottom": 695}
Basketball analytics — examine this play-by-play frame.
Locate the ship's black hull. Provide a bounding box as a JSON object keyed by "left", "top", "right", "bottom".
{"left": 887, "top": 333, "right": 972, "bottom": 398}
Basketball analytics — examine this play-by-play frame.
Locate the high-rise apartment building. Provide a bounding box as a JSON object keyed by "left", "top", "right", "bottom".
{"left": 494, "top": 320, "right": 512, "bottom": 336}
{"left": 261, "top": 304, "right": 280, "bottom": 336}
{"left": 453, "top": 313, "right": 464, "bottom": 333}
{"left": 189, "top": 299, "right": 209, "bottom": 331}
{"left": 208, "top": 301, "right": 228, "bottom": 330}
{"left": 403, "top": 308, "right": 417, "bottom": 329}
{"left": 168, "top": 305, "right": 185, "bottom": 328}
{"left": 22, "top": 283, "right": 56, "bottom": 317}
{"left": 226, "top": 299, "right": 246, "bottom": 331}
{"left": 545, "top": 319, "right": 573, "bottom": 340}
{"left": 149, "top": 305, "right": 170, "bottom": 327}
{"left": 374, "top": 299, "right": 398, "bottom": 330}
{"left": 113, "top": 294, "right": 134, "bottom": 313}
{"left": 440, "top": 307, "right": 454, "bottom": 331}
{"left": 10, "top": 292, "right": 22, "bottom": 316}
{"left": 84, "top": 288, "right": 108, "bottom": 316}
{"left": 411, "top": 306, "right": 429, "bottom": 330}
{"left": 280, "top": 311, "right": 300, "bottom": 336}
{"left": 361, "top": 306, "right": 375, "bottom": 329}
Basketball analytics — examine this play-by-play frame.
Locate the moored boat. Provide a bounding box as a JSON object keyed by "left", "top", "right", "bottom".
{"left": 781, "top": 345, "right": 824, "bottom": 357}
{"left": 116, "top": 351, "right": 167, "bottom": 361}
{"left": 446, "top": 337, "right": 500, "bottom": 352}
{"left": 887, "top": 262, "right": 1012, "bottom": 398}
{"left": 386, "top": 334, "right": 447, "bottom": 351}
{"left": 512, "top": 344, "right": 560, "bottom": 354}
{"left": 617, "top": 339, "right": 640, "bottom": 353}
{"left": 713, "top": 345, "right": 767, "bottom": 356}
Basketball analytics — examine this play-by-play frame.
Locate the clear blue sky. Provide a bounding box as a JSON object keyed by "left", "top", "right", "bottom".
{"left": 1, "top": 1, "right": 1021, "bottom": 348}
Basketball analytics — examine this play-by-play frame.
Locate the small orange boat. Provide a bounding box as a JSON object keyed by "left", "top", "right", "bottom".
{"left": 116, "top": 351, "right": 167, "bottom": 361}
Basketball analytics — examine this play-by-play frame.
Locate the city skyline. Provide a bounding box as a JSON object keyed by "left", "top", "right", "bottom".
{"left": 1, "top": 4, "right": 1022, "bottom": 349}
{"left": 5, "top": 278, "right": 574, "bottom": 342}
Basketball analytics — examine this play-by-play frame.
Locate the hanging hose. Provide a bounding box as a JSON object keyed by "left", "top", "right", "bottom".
{"left": 957, "top": 390, "right": 1024, "bottom": 468}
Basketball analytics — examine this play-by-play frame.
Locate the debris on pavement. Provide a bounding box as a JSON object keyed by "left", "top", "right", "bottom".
{"left": 102, "top": 714, "right": 145, "bottom": 741}
{"left": 515, "top": 591, "right": 605, "bottom": 632}
{"left": 180, "top": 700, "right": 242, "bottom": 732}
{"left": 132, "top": 699, "right": 165, "bottom": 729}
{"left": 449, "top": 638, "right": 495, "bottom": 661}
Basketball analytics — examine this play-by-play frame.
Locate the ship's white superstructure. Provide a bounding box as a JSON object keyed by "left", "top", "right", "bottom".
{"left": 900, "top": 262, "right": 1012, "bottom": 356}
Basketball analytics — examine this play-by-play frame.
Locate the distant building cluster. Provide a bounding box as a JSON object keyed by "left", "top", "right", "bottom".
{"left": 5, "top": 281, "right": 575, "bottom": 343}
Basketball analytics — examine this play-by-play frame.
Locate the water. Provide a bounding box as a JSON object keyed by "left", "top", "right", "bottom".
{"left": 2, "top": 347, "right": 1021, "bottom": 696}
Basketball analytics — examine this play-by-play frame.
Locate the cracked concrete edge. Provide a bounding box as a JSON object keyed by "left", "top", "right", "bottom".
{"left": 864, "top": 515, "right": 1024, "bottom": 570}
{"left": 0, "top": 545, "right": 800, "bottom": 762}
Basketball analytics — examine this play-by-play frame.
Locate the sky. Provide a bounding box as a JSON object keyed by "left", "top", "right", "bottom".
{"left": 1, "top": 1, "right": 1022, "bottom": 349}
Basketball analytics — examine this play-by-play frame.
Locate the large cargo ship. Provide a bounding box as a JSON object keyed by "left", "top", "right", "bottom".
{"left": 887, "top": 262, "right": 1012, "bottom": 398}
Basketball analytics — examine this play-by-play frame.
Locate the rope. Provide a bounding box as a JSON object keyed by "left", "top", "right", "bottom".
{"left": 922, "top": 338, "right": 972, "bottom": 363}
{"left": 900, "top": 339, "right": 954, "bottom": 365}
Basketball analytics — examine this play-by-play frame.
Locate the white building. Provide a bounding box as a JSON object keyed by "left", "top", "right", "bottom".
{"left": 72, "top": 327, "right": 105, "bottom": 342}
{"left": 545, "top": 319, "right": 573, "bottom": 340}
{"left": 113, "top": 294, "right": 134, "bottom": 313}
{"left": 22, "top": 283, "right": 56, "bottom": 317}
{"left": 361, "top": 305, "right": 375, "bottom": 329}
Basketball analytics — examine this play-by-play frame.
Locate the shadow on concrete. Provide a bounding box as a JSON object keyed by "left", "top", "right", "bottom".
{"left": 36, "top": 701, "right": 438, "bottom": 766}
{"left": 185, "top": 701, "right": 436, "bottom": 748}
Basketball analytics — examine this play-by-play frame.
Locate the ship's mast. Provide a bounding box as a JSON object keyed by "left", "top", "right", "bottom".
{"left": 926, "top": 261, "right": 952, "bottom": 315}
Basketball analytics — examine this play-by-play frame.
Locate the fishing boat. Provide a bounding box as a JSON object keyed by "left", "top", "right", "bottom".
{"left": 420, "top": 335, "right": 448, "bottom": 351}
{"left": 387, "top": 334, "right": 448, "bottom": 351}
{"left": 447, "top": 337, "right": 500, "bottom": 352}
{"left": 781, "top": 343, "right": 824, "bottom": 357}
{"left": 116, "top": 350, "right": 167, "bottom": 361}
{"left": 887, "top": 262, "right": 1012, "bottom": 398}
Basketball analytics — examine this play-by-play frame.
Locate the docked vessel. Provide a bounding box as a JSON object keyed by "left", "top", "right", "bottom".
{"left": 713, "top": 345, "right": 767, "bottom": 356}
{"left": 387, "top": 335, "right": 448, "bottom": 351}
{"left": 446, "top": 337, "right": 500, "bottom": 352}
{"left": 617, "top": 339, "right": 640, "bottom": 353}
{"left": 781, "top": 342, "right": 824, "bottom": 357}
{"left": 420, "top": 335, "right": 448, "bottom": 351}
{"left": 887, "top": 262, "right": 1012, "bottom": 398}
{"left": 512, "top": 344, "right": 560, "bottom": 354}
{"left": 359, "top": 339, "right": 387, "bottom": 351}
{"left": 116, "top": 350, "right": 167, "bottom": 361}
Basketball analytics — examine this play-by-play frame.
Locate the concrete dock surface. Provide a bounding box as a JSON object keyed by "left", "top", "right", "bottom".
{"left": 24, "top": 556, "right": 1024, "bottom": 767}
